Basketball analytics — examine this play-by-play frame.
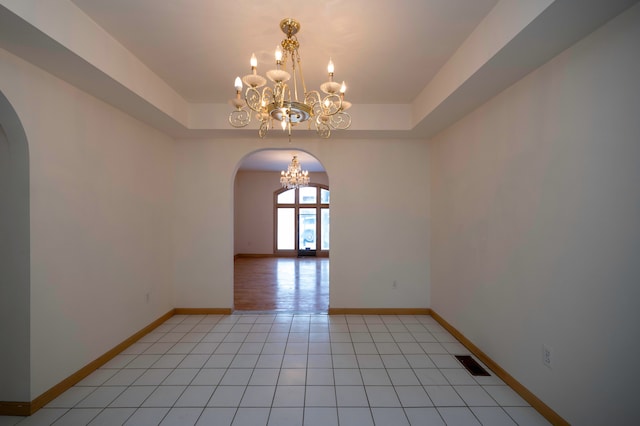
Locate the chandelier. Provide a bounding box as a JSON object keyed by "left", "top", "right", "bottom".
{"left": 229, "top": 18, "right": 352, "bottom": 139}
{"left": 280, "top": 155, "right": 310, "bottom": 189}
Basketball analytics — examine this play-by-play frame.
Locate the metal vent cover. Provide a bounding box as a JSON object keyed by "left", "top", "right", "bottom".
{"left": 455, "top": 355, "right": 491, "bottom": 376}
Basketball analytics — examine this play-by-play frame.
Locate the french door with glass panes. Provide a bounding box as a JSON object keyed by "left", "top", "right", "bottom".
{"left": 275, "top": 184, "right": 329, "bottom": 256}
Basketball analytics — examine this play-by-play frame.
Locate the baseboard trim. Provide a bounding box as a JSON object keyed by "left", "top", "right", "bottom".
{"left": 0, "top": 309, "right": 175, "bottom": 417}
{"left": 0, "top": 401, "right": 31, "bottom": 417}
{"left": 429, "top": 310, "right": 569, "bottom": 426}
{"left": 3, "top": 307, "right": 568, "bottom": 425}
{"left": 328, "top": 308, "right": 431, "bottom": 315}
{"left": 234, "top": 253, "right": 330, "bottom": 260}
{"left": 174, "top": 308, "right": 233, "bottom": 315}
{"left": 234, "top": 253, "right": 276, "bottom": 260}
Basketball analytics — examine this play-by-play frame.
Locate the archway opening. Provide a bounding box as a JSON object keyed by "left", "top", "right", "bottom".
{"left": 0, "top": 91, "right": 31, "bottom": 404}
{"left": 233, "top": 149, "right": 329, "bottom": 313}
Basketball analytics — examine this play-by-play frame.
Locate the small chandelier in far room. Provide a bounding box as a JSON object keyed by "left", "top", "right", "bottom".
{"left": 229, "top": 18, "right": 352, "bottom": 140}
{"left": 280, "top": 155, "right": 310, "bottom": 189}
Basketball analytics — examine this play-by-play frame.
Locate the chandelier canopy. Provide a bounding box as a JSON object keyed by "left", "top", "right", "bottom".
{"left": 280, "top": 155, "right": 310, "bottom": 189}
{"left": 229, "top": 18, "right": 352, "bottom": 139}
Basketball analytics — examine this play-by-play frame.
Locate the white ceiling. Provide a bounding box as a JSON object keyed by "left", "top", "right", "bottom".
{"left": 68, "top": 0, "right": 499, "bottom": 105}
{"left": 238, "top": 150, "right": 326, "bottom": 173}
{"left": 1, "top": 0, "right": 638, "bottom": 172}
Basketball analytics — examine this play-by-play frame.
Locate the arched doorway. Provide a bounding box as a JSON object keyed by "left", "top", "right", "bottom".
{"left": 233, "top": 149, "right": 329, "bottom": 313}
{"left": 0, "top": 91, "right": 31, "bottom": 403}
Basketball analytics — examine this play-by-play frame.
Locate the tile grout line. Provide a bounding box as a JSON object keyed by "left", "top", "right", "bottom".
{"left": 18, "top": 314, "right": 547, "bottom": 425}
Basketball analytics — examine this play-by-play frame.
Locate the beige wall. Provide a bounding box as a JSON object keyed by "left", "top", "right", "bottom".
{"left": 0, "top": 48, "right": 176, "bottom": 398}
{"left": 429, "top": 4, "right": 640, "bottom": 425}
{"left": 173, "top": 139, "right": 431, "bottom": 310}
{"left": 234, "top": 170, "right": 329, "bottom": 255}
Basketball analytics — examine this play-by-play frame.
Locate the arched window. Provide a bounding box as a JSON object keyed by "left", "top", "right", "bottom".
{"left": 275, "top": 184, "right": 329, "bottom": 256}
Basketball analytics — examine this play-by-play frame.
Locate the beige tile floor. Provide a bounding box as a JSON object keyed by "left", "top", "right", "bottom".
{"left": 0, "top": 314, "right": 551, "bottom": 425}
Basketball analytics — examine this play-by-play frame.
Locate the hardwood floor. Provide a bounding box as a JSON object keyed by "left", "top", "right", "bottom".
{"left": 234, "top": 257, "right": 329, "bottom": 313}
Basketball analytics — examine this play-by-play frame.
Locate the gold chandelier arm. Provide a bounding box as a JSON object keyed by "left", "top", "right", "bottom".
{"left": 272, "top": 83, "right": 294, "bottom": 110}
{"left": 330, "top": 111, "right": 352, "bottom": 130}
{"left": 245, "top": 87, "right": 263, "bottom": 112}
{"left": 273, "top": 82, "right": 283, "bottom": 108}
{"left": 258, "top": 121, "right": 269, "bottom": 138}
{"left": 321, "top": 93, "right": 342, "bottom": 116}
{"left": 304, "top": 90, "right": 321, "bottom": 105}
{"left": 262, "top": 86, "right": 275, "bottom": 107}
{"left": 304, "top": 90, "right": 323, "bottom": 117}
{"left": 229, "top": 109, "right": 250, "bottom": 128}
{"left": 315, "top": 116, "right": 331, "bottom": 138}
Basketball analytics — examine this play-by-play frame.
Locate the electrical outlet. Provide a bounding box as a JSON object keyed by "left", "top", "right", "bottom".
{"left": 542, "top": 344, "right": 552, "bottom": 368}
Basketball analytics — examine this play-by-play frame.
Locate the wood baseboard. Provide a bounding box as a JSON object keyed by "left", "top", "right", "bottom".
{"left": 234, "top": 253, "right": 330, "bottom": 260}
{"left": 1, "top": 307, "right": 236, "bottom": 416}
{"left": 174, "top": 308, "right": 233, "bottom": 315}
{"left": 429, "top": 310, "right": 569, "bottom": 426}
{"left": 0, "top": 309, "right": 175, "bottom": 417}
{"left": 328, "top": 308, "right": 431, "bottom": 315}
{"left": 3, "top": 307, "right": 567, "bottom": 425}
{"left": 234, "top": 253, "right": 276, "bottom": 260}
{"left": 0, "top": 401, "right": 31, "bottom": 417}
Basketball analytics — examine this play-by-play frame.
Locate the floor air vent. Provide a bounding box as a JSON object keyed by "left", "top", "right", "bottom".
{"left": 455, "top": 355, "right": 491, "bottom": 376}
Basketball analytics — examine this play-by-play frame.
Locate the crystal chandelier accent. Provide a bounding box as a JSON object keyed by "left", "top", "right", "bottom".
{"left": 229, "top": 18, "right": 352, "bottom": 139}
{"left": 280, "top": 155, "right": 310, "bottom": 189}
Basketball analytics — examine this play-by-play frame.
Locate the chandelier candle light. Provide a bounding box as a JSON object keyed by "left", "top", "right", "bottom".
{"left": 280, "top": 155, "right": 310, "bottom": 189}
{"left": 229, "top": 18, "right": 352, "bottom": 139}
